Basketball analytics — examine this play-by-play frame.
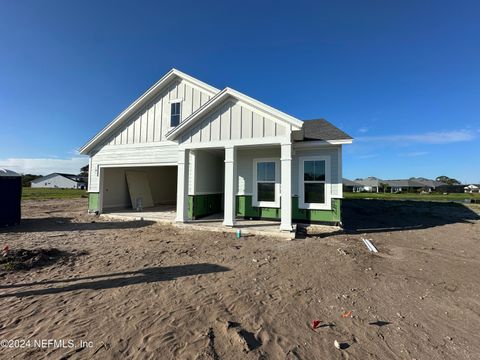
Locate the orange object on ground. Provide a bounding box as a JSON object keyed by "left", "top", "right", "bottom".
{"left": 341, "top": 310, "right": 353, "bottom": 318}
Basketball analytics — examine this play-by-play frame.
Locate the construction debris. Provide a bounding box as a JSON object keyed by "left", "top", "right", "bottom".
{"left": 362, "top": 238, "right": 378, "bottom": 253}
{"left": 311, "top": 319, "right": 321, "bottom": 330}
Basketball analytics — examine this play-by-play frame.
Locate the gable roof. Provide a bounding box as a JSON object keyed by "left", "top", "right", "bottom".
{"left": 79, "top": 69, "right": 220, "bottom": 154}
{"left": 409, "top": 177, "right": 446, "bottom": 187}
{"left": 343, "top": 178, "right": 362, "bottom": 186}
{"left": 294, "top": 119, "right": 353, "bottom": 142}
{"left": 165, "top": 87, "right": 304, "bottom": 141}
{"left": 355, "top": 177, "right": 383, "bottom": 187}
{"left": 31, "top": 173, "right": 86, "bottom": 183}
{"left": 386, "top": 179, "right": 426, "bottom": 187}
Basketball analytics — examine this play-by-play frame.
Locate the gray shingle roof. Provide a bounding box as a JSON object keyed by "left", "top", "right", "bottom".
{"left": 355, "top": 177, "right": 383, "bottom": 187}
{"left": 343, "top": 178, "right": 362, "bottom": 186}
{"left": 409, "top": 178, "right": 446, "bottom": 188}
{"left": 386, "top": 179, "right": 426, "bottom": 188}
{"left": 295, "top": 119, "right": 353, "bottom": 142}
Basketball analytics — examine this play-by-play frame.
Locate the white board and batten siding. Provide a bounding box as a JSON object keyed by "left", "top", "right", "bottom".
{"left": 179, "top": 98, "right": 290, "bottom": 147}
{"left": 88, "top": 78, "right": 214, "bottom": 192}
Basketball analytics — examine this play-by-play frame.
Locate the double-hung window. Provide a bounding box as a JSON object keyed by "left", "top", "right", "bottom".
{"left": 253, "top": 158, "right": 280, "bottom": 208}
{"left": 170, "top": 101, "right": 181, "bottom": 127}
{"left": 299, "top": 156, "right": 331, "bottom": 210}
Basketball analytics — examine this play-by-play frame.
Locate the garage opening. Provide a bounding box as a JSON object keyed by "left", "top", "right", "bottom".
{"left": 101, "top": 166, "right": 177, "bottom": 218}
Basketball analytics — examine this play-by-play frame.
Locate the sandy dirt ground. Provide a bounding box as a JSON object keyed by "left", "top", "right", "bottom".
{"left": 0, "top": 198, "right": 479, "bottom": 360}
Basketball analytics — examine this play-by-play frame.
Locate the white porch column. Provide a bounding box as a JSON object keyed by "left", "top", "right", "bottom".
{"left": 280, "top": 143, "right": 292, "bottom": 231}
{"left": 175, "top": 149, "right": 189, "bottom": 222}
{"left": 223, "top": 146, "right": 237, "bottom": 226}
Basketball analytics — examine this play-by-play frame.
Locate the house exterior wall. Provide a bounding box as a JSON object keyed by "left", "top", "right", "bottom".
{"left": 292, "top": 145, "right": 342, "bottom": 198}
{"left": 236, "top": 145, "right": 341, "bottom": 199}
{"left": 191, "top": 150, "right": 224, "bottom": 195}
{"left": 179, "top": 98, "right": 289, "bottom": 146}
{"left": 88, "top": 143, "right": 178, "bottom": 192}
{"left": 184, "top": 145, "right": 343, "bottom": 223}
{"left": 31, "top": 174, "right": 81, "bottom": 189}
{"left": 236, "top": 196, "right": 341, "bottom": 223}
{"left": 237, "top": 147, "right": 281, "bottom": 196}
{"left": 102, "top": 78, "right": 213, "bottom": 147}
{"left": 186, "top": 150, "right": 224, "bottom": 219}
{"left": 87, "top": 77, "right": 214, "bottom": 194}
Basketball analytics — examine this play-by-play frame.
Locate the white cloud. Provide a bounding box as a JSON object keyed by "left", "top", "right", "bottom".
{"left": 0, "top": 157, "right": 88, "bottom": 175}
{"left": 358, "top": 127, "right": 369, "bottom": 133}
{"left": 357, "top": 129, "right": 476, "bottom": 145}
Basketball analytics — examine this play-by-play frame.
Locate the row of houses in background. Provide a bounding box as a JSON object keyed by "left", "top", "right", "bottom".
{"left": 343, "top": 177, "right": 480, "bottom": 193}
{"left": 31, "top": 173, "right": 87, "bottom": 189}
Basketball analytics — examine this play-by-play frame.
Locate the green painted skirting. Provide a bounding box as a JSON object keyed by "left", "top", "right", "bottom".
{"left": 88, "top": 193, "right": 100, "bottom": 212}
{"left": 188, "top": 193, "right": 223, "bottom": 219}
{"left": 236, "top": 195, "right": 341, "bottom": 224}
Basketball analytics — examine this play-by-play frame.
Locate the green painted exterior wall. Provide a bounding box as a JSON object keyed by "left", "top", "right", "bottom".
{"left": 235, "top": 195, "right": 280, "bottom": 219}
{"left": 291, "top": 196, "right": 341, "bottom": 223}
{"left": 188, "top": 193, "right": 223, "bottom": 219}
{"left": 88, "top": 193, "right": 100, "bottom": 212}
{"left": 236, "top": 195, "right": 341, "bottom": 224}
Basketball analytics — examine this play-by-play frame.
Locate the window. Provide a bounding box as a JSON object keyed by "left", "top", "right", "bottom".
{"left": 299, "top": 156, "right": 330, "bottom": 210}
{"left": 170, "top": 102, "right": 181, "bottom": 127}
{"left": 253, "top": 159, "right": 280, "bottom": 207}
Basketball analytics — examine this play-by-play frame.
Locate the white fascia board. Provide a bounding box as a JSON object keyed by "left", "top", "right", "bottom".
{"left": 171, "top": 69, "right": 220, "bottom": 95}
{"left": 166, "top": 87, "right": 303, "bottom": 141}
{"left": 293, "top": 139, "right": 353, "bottom": 149}
{"left": 79, "top": 69, "right": 220, "bottom": 155}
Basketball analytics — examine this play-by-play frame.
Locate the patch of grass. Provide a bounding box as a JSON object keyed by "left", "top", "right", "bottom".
{"left": 343, "top": 192, "right": 479, "bottom": 202}
{"left": 22, "top": 187, "right": 87, "bottom": 200}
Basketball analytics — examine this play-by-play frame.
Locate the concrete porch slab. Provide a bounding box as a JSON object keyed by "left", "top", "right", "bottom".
{"left": 100, "top": 207, "right": 295, "bottom": 239}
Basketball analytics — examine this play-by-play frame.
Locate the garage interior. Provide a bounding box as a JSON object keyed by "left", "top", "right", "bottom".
{"left": 101, "top": 166, "right": 177, "bottom": 213}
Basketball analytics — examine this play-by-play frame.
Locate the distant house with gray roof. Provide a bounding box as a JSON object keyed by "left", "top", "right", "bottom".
{"left": 342, "top": 178, "right": 363, "bottom": 192}
{"left": 354, "top": 177, "right": 383, "bottom": 192}
{"left": 31, "top": 173, "right": 87, "bottom": 189}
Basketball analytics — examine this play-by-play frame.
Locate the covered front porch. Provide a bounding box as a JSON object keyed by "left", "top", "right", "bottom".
{"left": 175, "top": 141, "right": 294, "bottom": 233}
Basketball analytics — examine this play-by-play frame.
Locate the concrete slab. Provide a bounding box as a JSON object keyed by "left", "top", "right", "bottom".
{"left": 101, "top": 208, "right": 295, "bottom": 239}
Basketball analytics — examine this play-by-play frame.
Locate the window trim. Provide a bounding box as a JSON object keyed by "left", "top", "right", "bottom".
{"left": 298, "top": 155, "right": 331, "bottom": 210}
{"left": 253, "top": 158, "right": 280, "bottom": 208}
{"left": 170, "top": 101, "right": 182, "bottom": 128}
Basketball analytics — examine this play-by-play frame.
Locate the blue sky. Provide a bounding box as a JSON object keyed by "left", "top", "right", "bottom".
{"left": 0, "top": 0, "right": 479, "bottom": 182}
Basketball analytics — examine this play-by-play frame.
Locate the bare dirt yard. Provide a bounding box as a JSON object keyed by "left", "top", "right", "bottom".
{"left": 0, "top": 198, "right": 479, "bottom": 360}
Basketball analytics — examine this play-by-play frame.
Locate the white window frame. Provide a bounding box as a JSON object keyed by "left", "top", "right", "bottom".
{"left": 299, "top": 155, "right": 331, "bottom": 210}
{"left": 170, "top": 100, "right": 182, "bottom": 128}
{"left": 253, "top": 158, "right": 280, "bottom": 208}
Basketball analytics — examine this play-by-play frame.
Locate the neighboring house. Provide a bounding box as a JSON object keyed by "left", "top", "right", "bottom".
{"left": 31, "top": 173, "right": 87, "bottom": 189}
{"left": 342, "top": 178, "right": 363, "bottom": 192}
{"left": 464, "top": 184, "right": 480, "bottom": 193}
{"left": 79, "top": 68, "right": 352, "bottom": 230}
{"left": 436, "top": 184, "right": 466, "bottom": 193}
{"left": 385, "top": 179, "right": 426, "bottom": 193}
{"left": 409, "top": 177, "right": 446, "bottom": 192}
{"left": 355, "top": 177, "right": 383, "bottom": 193}
{"left": 352, "top": 177, "right": 447, "bottom": 193}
